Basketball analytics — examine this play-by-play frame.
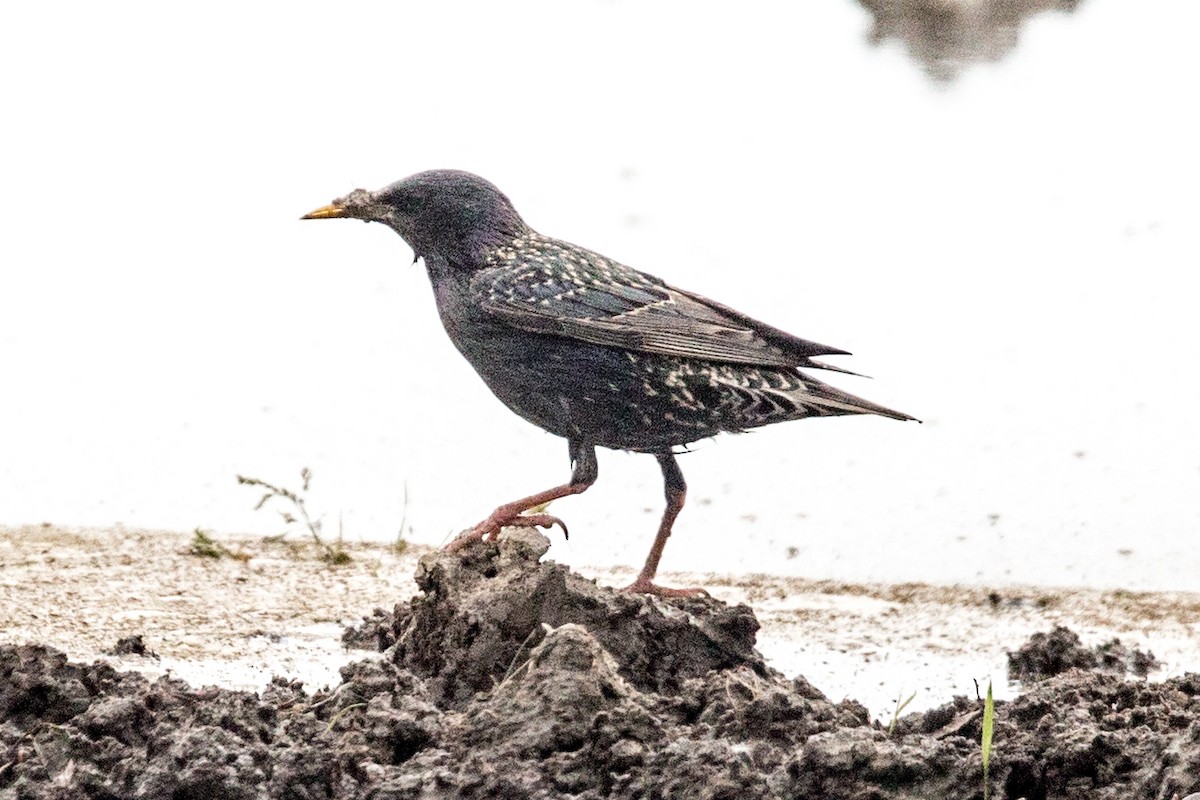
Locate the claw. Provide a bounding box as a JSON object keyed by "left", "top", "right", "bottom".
{"left": 511, "top": 513, "right": 569, "bottom": 540}
{"left": 444, "top": 511, "right": 570, "bottom": 552}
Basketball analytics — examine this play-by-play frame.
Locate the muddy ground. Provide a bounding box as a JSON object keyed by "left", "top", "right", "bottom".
{"left": 7, "top": 524, "right": 1199, "bottom": 718}
{"left": 2, "top": 528, "right": 1199, "bottom": 798}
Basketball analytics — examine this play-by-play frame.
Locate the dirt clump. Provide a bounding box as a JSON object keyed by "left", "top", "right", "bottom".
{"left": 104, "top": 635, "right": 158, "bottom": 660}
{"left": 1007, "top": 624, "right": 1161, "bottom": 682}
{"left": 2, "top": 529, "right": 1199, "bottom": 799}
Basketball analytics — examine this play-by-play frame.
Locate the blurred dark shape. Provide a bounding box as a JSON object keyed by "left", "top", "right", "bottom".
{"left": 859, "top": 0, "right": 1084, "bottom": 82}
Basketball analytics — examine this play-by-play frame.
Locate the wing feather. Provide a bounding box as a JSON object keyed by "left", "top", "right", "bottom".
{"left": 476, "top": 235, "right": 852, "bottom": 371}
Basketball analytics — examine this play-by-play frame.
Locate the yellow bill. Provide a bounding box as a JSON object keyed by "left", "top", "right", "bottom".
{"left": 300, "top": 203, "right": 348, "bottom": 220}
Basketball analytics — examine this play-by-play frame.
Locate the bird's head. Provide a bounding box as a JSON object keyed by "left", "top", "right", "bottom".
{"left": 302, "top": 169, "right": 529, "bottom": 266}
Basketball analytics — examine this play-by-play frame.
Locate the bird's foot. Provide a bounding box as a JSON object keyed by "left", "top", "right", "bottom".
{"left": 621, "top": 578, "right": 710, "bottom": 598}
{"left": 444, "top": 512, "right": 569, "bottom": 552}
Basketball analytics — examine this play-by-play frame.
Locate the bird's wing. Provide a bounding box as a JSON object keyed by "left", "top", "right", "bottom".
{"left": 475, "top": 237, "right": 852, "bottom": 370}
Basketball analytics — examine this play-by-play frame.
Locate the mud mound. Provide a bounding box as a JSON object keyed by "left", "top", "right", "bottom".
{"left": 383, "top": 530, "right": 765, "bottom": 706}
{"left": 1008, "top": 625, "right": 1160, "bottom": 682}
{"left": 996, "top": 671, "right": 1200, "bottom": 799}
{"left": 3, "top": 530, "right": 1199, "bottom": 799}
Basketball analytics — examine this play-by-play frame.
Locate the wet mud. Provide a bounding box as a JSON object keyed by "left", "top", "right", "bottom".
{"left": 1006, "top": 624, "right": 1160, "bottom": 682}
{"left": 3, "top": 530, "right": 1198, "bottom": 799}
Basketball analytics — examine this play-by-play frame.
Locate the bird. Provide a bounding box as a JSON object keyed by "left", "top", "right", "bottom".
{"left": 302, "top": 170, "right": 915, "bottom": 595}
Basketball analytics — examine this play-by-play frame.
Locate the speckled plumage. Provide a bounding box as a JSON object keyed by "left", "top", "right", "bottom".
{"left": 465, "top": 229, "right": 910, "bottom": 451}
{"left": 303, "top": 170, "right": 915, "bottom": 594}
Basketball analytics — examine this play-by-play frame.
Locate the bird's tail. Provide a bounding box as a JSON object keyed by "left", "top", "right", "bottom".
{"left": 791, "top": 375, "right": 918, "bottom": 422}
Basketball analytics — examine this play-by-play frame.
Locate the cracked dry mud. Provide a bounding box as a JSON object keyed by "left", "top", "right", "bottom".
{"left": 3, "top": 530, "right": 1199, "bottom": 799}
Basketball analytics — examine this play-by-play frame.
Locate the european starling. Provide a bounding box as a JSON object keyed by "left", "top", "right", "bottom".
{"left": 303, "top": 170, "right": 915, "bottom": 595}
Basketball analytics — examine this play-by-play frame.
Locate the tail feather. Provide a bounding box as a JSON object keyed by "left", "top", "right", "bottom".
{"left": 795, "top": 376, "right": 918, "bottom": 422}
{"left": 798, "top": 357, "right": 866, "bottom": 378}
{"left": 709, "top": 363, "right": 918, "bottom": 430}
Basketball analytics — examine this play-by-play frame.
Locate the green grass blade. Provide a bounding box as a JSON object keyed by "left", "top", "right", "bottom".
{"left": 981, "top": 680, "right": 995, "bottom": 800}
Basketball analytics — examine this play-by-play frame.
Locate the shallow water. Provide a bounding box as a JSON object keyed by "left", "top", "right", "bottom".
{"left": 2, "top": 0, "right": 1197, "bottom": 591}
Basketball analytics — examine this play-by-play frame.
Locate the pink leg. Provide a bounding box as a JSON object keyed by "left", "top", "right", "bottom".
{"left": 623, "top": 453, "right": 709, "bottom": 597}
{"left": 445, "top": 441, "right": 597, "bottom": 552}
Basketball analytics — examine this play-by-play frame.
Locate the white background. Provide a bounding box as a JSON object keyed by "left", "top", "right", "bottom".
{"left": 2, "top": 1, "right": 1197, "bottom": 590}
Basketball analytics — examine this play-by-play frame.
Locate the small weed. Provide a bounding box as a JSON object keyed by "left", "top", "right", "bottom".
{"left": 237, "top": 468, "right": 350, "bottom": 564}
{"left": 188, "top": 528, "right": 249, "bottom": 561}
{"left": 394, "top": 480, "right": 411, "bottom": 555}
{"left": 982, "top": 680, "right": 995, "bottom": 800}
{"left": 189, "top": 529, "right": 223, "bottom": 558}
{"left": 886, "top": 690, "right": 916, "bottom": 736}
